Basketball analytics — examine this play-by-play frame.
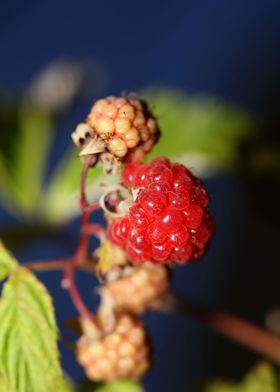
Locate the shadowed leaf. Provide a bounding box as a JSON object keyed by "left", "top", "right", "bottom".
{"left": 202, "top": 361, "right": 280, "bottom": 391}
{"left": 141, "top": 88, "right": 255, "bottom": 176}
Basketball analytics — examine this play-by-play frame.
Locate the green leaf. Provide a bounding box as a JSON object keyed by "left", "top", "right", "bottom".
{"left": 0, "top": 154, "right": 22, "bottom": 217}
{"left": 95, "top": 380, "right": 144, "bottom": 392}
{"left": 203, "top": 361, "right": 280, "bottom": 392}
{"left": 0, "top": 267, "right": 63, "bottom": 392}
{"left": 0, "top": 371, "right": 15, "bottom": 392}
{"left": 41, "top": 147, "right": 107, "bottom": 224}
{"left": 57, "top": 376, "right": 75, "bottom": 392}
{"left": 141, "top": 88, "right": 255, "bottom": 175}
{"left": 0, "top": 241, "right": 17, "bottom": 281}
{"left": 0, "top": 101, "right": 54, "bottom": 218}
{"left": 11, "top": 104, "right": 54, "bottom": 216}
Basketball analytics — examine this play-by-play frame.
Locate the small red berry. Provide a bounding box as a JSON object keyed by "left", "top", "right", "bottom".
{"left": 122, "top": 161, "right": 141, "bottom": 186}
{"left": 129, "top": 205, "right": 149, "bottom": 229}
{"left": 134, "top": 164, "right": 150, "bottom": 188}
{"left": 169, "top": 226, "right": 190, "bottom": 247}
{"left": 138, "top": 189, "right": 167, "bottom": 215}
{"left": 149, "top": 224, "right": 167, "bottom": 244}
{"left": 191, "top": 185, "right": 209, "bottom": 207}
{"left": 168, "top": 190, "right": 190, "bottom": 210}
{"left": 183, "top": 204, "right": 204, "bottom": 229}
{"left": 118, "top": 217, "right": 130, "bottom": 240}
{"left": 158, "top": 209, "right": 184, "bottom": 232}
{"left": 108, "top": 158, "right": 215, "bottom": 265}
{"left": 148, "top": 181, "right": 172, "bottom": 192}
{"left": 108, "top": 221, "right": 125, "bottom": 247}
{"left": 147, "top": 164, "right": 173, "bottom": 185}
{"left": 129, "top": 229, "right": 150, "bottom": 250}
{"left": 151, "top": 241, "right": 173, "bottom": 262}
{"left": 171, "top": 243, "right": 194, "bottom": 264}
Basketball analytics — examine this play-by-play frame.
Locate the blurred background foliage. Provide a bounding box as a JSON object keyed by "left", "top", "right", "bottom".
{"left": 1, "top": 61, "right": 279, "bottom": 228}
{"left": 202, "top": 362, "right": 280, "bottom": 392}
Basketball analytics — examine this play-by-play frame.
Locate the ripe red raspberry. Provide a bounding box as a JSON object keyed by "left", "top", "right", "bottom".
{"left": 108, "top": 157, "right": 215, "bottom": 265}
{"left": 76, "top": 313, "right": 151, "bottom": 381}
{"left": 101, "top": 262, "right": 170, "bottom": 314}
{"left": 76, "top": 96, "right": 160, "bottom": 161}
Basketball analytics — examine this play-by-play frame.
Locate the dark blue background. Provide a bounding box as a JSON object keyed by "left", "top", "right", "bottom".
{"left": 1, "top": 1, "right": 280, "bottom": 391}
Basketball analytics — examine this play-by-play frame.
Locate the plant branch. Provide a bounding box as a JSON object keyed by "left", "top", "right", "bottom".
{"left": 62, "top": 155, "right": 99, "bottom": 326}
{"left": 63, "top": 262, "right": 99, "bottom": 330}
{"left": 73, "top": 154, "right": 97, "bottom": 266}
{"left": 85, "top": 223, "right": 106, "bottom": 238}
{"left": 162, "top": 294, "right": 280, "bottom": 364}
{"left": 24, "top": 259, "right": 97, "bottom": 274}
{"left": 85, "top": 202, "right": 101, "bottom": 214}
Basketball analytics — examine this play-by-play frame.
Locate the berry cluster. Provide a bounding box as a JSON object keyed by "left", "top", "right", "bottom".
{"left": 73, "top": 95, "right": 216, "bottom": 383}
{"left": 108, "top": 158, "right": 215, "bottom": 264}
{"left": 76, "top": 313, "right": 151, "bottom": 381}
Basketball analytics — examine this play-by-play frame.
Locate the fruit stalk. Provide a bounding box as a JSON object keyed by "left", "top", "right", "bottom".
{"left": 63, "top": 154, "right": 100, "bottom": 325}
{"left": 24, "top": 259, "right": 96, "bottom": 274}
{"left": 74, "top": 154, "right": 96, "bottom": 266}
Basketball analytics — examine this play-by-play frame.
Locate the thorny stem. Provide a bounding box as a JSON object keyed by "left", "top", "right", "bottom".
{"left": 162, "top": 294, "right": 280, "bottom": 365}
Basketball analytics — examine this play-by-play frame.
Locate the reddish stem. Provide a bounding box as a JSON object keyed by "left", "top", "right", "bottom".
{"left": 73, "top": 155, "right": 96, "bottom": 266}
{"left": 63, "top": 155, "right": 100, "bottom": 325}
{"left": 163, "top": 294, "right": 280, "bottom": 364}
{"left": 24, "top": 259, "right": 97, "bottom": 274}
{"left": 85, "top": 202, "right": 101, "bottom": 214}
{"left": 63, "top": 262, "right": 100, "bottom": 329}
{"left": 85, "top": 223, "right": 106, "bottom": 238}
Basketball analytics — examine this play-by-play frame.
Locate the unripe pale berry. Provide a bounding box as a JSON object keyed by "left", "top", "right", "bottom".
{"left": 76, "top": 313, "right": 151, "bottom": 381}
{"left": 85, "top": 96, "right": 160, "bottom": 161}
{"left": 101, "top": 262, "right": 170, "bottom": 314}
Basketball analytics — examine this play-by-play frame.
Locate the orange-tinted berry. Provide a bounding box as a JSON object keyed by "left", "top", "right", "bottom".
{"left": 86, "top": 96, "right": 160, "bottom": 161}
{"left": 76, "top": 313, "right": 151, "bottom": 381}
{"left": 102, "top": 263, "right": 169, "bottom": 314}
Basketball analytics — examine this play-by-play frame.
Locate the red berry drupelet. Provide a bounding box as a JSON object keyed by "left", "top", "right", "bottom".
{"left": 108, "top": 157, "right": 215, "bottom": 265}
